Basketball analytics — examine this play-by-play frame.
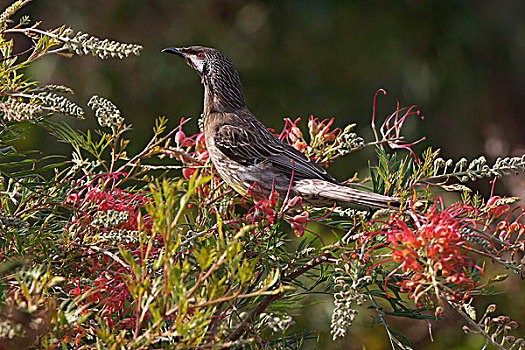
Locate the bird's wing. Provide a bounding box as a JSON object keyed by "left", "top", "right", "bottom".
{"left": 213, "top": 120, "right": 337, "bottom": 183}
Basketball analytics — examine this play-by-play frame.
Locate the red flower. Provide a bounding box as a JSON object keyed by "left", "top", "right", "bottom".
{"left": 487, "top": 196, "right": 510, "bottom": 218}
{"left": 363, "top": 198, "right": 481, "bottom": 305}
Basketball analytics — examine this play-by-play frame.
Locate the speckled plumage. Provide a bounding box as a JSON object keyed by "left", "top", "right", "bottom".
{"left": 163, "top": 46, "right": 398, "bottom": 209}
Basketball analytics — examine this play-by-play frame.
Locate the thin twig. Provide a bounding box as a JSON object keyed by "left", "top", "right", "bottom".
{"left": 447, "top": 300, "right": 506, "bottom": 350}
{"left": 226, "top": 253, "right": 330, "bottom": 342}
{"left": 115, "top": 127, "right": 179, "bottom": 175}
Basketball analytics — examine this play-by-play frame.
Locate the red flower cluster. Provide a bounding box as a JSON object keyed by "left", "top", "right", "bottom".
{"left": 276, "top": 116, "right": 340, "bottom": 165}
{"left": 63, "top": 173, "right": 155, "bottom": 343}
{"left": 363, "top": 199, "right": 481, "bottom": 306}
{"left": 487, "top": 196, "right": 525, "bottom": 252}
{"left": 174, "top": 127, "right": 209, "bottom": 180}
{"left": 69, "top": 271, "right": 134, "bottom": 336}
{"left": 244, "top": 184, "right": 279, "bottom": 227}
{"left": 240, "top": 182, "right": 319, "bottom": 239}
{"left": 66, "top": 175, "right": 148, "bottom": 232}
{"left": 307, "top": 116, "right": 340, "bottom": 143}
{"left": 276, "top": 117, "right": 308, "bottom": 152}
{"left": 372, "top": 89, "right": 426, "bottom": 160}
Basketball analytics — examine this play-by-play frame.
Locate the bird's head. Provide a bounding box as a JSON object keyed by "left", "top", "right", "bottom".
{"left": 162, "top": 45, "right": 245, "bottom": 109}
{"left": 162, "top": 46, "right": 231, "bottom": 80}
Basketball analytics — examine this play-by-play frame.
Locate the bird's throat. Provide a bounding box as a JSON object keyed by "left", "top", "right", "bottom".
{"left": 203, "top": 76, "right": 245, "bottom": 114}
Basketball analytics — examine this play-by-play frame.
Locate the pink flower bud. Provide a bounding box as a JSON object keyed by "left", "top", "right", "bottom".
{"left": 292, "top": 212, "right": 309, "bottom": 224}
{"left": 196, "top": 132, "right": 206, "bottom": 146}
{"left": 291, "top": 221, "right": 305, "bottom": 237}
{"left": 182, "top": 168, "right": 195, "bottom": 180}
{"left": 486, "top": 196, "right": 501, "bottom": 207}
{"left": 66, "top": 193, "right": 79, "bottom": 204}
{"left": 287, "top": 196, "right": 303, "bottom": 208}
{"left": 175, "top": 130, "right": 186, "bottom": 145}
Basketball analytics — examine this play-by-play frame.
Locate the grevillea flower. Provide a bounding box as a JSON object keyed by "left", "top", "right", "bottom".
{"left": 372, "top": 89, "right": 426, "bottom": 161}
{"left": 275, "top": 116, "right": 341, "bottom": 165}
{"left": 63, "top": 173, "right": 156, "bottom": 342}
{"left": 486, "top": 196, "right": 511, "bottom": 218}
{"left": 489, "top": 202, "right": 525, "bottom": 252}
{"left": 275, "top": 117, "right": 308, "bottom": 153}
{"left": 290, "top": 211, "right": 309, "bottom": 237}
{"left": 362, "top": 198, "right": 482, "bottom": 307}
{"left": 66, "top": 173, "right": 151, "bottom": 234}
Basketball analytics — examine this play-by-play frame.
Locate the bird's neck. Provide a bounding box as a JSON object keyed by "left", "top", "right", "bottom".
{"left": 202, "top": 72, "right": 246, "bottom": 114}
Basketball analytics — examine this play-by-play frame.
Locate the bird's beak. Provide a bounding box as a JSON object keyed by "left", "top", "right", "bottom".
{"left": 162, "top": 47, "right": 186, "bottom": 58}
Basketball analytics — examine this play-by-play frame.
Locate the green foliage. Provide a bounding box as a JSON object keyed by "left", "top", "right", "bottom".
{"left": 1, "top": 1, "right": 525, "bottom": 349}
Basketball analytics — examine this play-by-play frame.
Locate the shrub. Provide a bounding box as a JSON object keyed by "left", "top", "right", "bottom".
{"left": 1, "top": 2, "right": 524, "bottom": 349}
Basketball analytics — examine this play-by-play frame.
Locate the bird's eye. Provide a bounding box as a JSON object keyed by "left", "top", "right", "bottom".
{"left": 197, "top": 52, "right": 204, "bottom": 59}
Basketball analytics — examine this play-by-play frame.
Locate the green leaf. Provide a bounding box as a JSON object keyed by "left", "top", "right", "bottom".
{"left": 193, "top": 246, "right": 215, "bottom": 271}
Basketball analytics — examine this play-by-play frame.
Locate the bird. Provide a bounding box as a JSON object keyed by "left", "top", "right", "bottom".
{"left": 162, "top": 46, "right": 398, "bottom": 209}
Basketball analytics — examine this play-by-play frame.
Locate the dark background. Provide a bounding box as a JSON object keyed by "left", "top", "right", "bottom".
{"left": 12, "top": 0, "right": 525, "bottom": 348}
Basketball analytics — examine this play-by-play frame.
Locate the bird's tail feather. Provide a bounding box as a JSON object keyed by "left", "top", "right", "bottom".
{"left": 295, "top": 179, "right": 398, "bottom": 209}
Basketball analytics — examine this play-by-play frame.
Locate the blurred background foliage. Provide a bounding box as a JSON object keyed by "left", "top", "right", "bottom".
{"left": 8, "top": 0, "right": 525, "bottom": 348}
